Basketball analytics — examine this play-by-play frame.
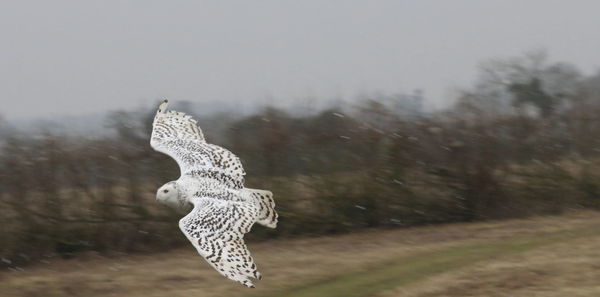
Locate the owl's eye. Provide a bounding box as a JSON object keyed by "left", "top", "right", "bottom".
{"left": 163, "top": 189, "right": 169, "bottom": 193}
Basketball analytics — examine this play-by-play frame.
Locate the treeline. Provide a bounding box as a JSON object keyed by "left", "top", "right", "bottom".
{"left": 2, "top": 51, "right": 600, "bottom": 267}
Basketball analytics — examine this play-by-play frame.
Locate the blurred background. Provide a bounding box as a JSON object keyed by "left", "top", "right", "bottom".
{"left": 2, "top": 1, "right": 600, "bottom": 296}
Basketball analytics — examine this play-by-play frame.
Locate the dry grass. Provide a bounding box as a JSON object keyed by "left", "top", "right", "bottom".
{"left": 382, "top": 225, "right": 600, "bottom": 297}
{"left": 2, "top": 211, "right": 600, "bottom": 297}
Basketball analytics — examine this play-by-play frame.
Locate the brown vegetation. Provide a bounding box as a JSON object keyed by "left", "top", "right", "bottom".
{"left": 2, "top": 52, "right": 600, "bottom": 266}
{"left": 1, "top": 211, "right": 599, "bottom": 297}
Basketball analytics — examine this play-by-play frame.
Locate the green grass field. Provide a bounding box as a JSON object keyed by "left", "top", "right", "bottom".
{"left": 3, "top": 211, "right": 600, "bottom": 297}
{"left": 260, "top": 225, "right": 600, "bottom": 297}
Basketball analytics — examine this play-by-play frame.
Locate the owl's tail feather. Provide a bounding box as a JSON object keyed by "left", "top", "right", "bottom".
{"left": 244, "top": 188, "right": 278, "bottom": 228}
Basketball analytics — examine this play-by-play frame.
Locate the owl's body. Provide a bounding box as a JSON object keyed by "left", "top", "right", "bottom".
{"left": 150, "top": 100, "right": 277, "bottom": 288}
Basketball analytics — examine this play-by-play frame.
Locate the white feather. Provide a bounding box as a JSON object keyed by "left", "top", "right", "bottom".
{"left": 150, "top": 100, "right": 277, "bottom": 288}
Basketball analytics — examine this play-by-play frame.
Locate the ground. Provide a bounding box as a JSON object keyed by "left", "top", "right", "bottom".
{"left": 2, "top": 211, "right": 600, "bottom": 297}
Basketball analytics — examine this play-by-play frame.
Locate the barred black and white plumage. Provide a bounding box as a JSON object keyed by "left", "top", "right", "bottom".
{"left": 150, "top": 99, "right": 278, "bottom": 288}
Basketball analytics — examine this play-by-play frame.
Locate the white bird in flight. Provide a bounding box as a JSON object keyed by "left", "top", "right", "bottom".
{"left": 150, "top": 100, "right": 278, "bottom": 288}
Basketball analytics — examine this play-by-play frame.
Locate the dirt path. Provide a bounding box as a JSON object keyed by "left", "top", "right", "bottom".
{"left": 2, "top": 211, "right": 599, "bottom": 297}
{"left": 259, "top": 224, "right": 600, "bottom": 297}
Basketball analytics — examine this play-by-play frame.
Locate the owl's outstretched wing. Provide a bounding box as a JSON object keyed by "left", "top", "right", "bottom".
{"left": 179, "top": 197, "right": 261, "bottom": 288}
{"left": 150, "top": 100, "right": 246, "bottom": 189}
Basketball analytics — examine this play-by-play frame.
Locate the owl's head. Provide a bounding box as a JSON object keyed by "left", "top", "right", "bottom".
{"left": 156, "top": 181, "right": 188, "bottom": 210}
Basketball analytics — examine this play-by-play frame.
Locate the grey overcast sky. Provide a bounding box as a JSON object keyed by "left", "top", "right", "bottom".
{"left": 1, "top": 0, "right": 600, "bottom": 119}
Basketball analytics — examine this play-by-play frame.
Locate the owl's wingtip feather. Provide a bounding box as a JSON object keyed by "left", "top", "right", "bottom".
{"left": 158, "top": 99, "right": 169, "bottom": 113}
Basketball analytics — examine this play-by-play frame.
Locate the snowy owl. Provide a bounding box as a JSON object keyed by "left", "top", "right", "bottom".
{"left": 150, "top": 100, "right": 278, "bottom": 288}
